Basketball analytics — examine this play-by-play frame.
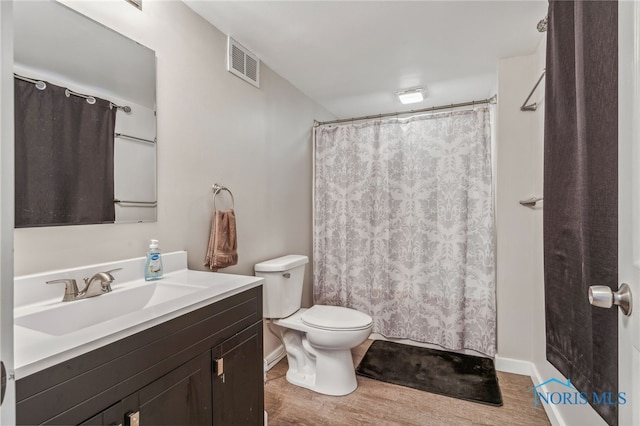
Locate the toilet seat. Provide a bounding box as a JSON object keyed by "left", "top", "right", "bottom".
{"left": 301, "top": 305, "right": 372, "bottom": 331}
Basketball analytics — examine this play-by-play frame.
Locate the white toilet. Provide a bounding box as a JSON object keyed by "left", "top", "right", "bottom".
{"left": 255, "top": 254, "right": 373, "bottom": 396}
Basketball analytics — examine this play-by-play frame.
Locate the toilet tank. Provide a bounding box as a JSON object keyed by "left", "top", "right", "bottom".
{"left": 254, "top": 255, "right": 308, "bottom": 318}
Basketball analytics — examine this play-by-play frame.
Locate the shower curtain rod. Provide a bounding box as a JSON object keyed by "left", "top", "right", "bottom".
{"left": 314, "top": 94, "right": 497, "bottom": 127}
{"left": 14, "top": 73, "right": 131, "bottom": 112}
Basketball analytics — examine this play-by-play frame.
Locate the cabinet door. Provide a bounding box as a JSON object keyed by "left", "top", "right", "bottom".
{"left": 122, "top": 352, "right": 212, "bottom": 426}
{"left": 212, "top": 322, "right": 263, "bottom": 426}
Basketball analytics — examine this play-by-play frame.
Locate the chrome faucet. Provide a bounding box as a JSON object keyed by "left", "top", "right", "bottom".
{"left": 81, "top": 270, "right": 117, "bottom": 298}
{"left": 46, "top": 268, "right": 122, "bottom": 302}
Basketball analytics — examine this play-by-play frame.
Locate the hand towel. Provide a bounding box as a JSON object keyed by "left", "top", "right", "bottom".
{"left": 205, "top": 209, "right": 238, "bottom": 271}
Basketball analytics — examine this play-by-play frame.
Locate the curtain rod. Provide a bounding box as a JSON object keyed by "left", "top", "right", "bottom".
{"left": 14, "top": 73, "right": 132, "bottom": 113}
{"left": 314, "top": 94, "right": 497, "bottom": 127}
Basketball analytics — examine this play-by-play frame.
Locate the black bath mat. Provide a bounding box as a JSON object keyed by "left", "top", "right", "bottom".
{"left": 356, "top": 340, "right": 503, "bottom": 406}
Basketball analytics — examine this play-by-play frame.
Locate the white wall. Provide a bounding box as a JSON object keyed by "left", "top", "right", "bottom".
{"left": 12, "top": 1, "right": 334, "bottom": 360}
{"left": 495, "top": 52, "right": 542, "bottom": 363}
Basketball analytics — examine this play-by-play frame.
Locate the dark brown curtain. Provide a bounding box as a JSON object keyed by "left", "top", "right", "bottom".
{"left": 14, "top": 78, "right": 116, "bottom": 227}
{"left": 544, "top": 1, "right": 618, "bottom": 425}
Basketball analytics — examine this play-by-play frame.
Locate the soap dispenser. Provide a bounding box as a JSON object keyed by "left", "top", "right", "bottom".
{"left": 145, "top": 239, "right": 163, "bottom": 281}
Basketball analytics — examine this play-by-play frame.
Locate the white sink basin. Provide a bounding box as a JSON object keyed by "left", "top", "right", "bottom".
{"left": 13, "top": 252, "right": 265, "bottom": 380}
{"left": 15, "top": 281, "right": 207, "bottom": 336}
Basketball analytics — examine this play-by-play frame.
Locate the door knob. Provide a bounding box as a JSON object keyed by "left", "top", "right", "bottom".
{"left": 589, "top": 283, "right": 632, "bottom": 316}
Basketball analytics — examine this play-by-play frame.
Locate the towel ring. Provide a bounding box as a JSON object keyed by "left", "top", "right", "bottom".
{"left": 212, "top": 184, "right": 235, "bottom": 210}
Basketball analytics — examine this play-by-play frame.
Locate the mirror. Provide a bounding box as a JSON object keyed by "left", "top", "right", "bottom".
{"left": 13, "top": 0, "right": 157, "bottom": 227}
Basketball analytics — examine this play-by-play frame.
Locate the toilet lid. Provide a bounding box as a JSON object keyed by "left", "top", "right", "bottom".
{"left": 301, "top": 305, "right": 372, "bottom": 331}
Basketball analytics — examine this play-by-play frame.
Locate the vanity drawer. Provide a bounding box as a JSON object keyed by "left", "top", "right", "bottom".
{"left": 16, "top": 286, "right": 262, "bottom": 425}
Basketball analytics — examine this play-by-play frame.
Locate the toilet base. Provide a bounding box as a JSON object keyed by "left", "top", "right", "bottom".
{"left": 281, "top": 328, "right": 358, "bottom": 396}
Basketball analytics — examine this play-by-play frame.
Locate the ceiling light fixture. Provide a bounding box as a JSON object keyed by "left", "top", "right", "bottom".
{"left": 395, "top": 87, "right": 425, "bottom": 105}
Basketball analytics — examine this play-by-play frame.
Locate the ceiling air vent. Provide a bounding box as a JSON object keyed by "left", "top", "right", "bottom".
{"left": 227, "top": 37, "right": 260, "bottom": 88}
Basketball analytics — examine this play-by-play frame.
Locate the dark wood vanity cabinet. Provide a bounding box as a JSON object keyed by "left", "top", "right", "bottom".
{"left": 16, "top": 286, "right": 264, "bottom": 426}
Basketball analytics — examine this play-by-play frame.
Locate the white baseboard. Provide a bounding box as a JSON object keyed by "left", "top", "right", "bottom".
{"left": 494, "top": 355, "right": 533, "bottom": 376}
{"left": 530, "top": 364, "right": 566, "bottom": 426}
{"left": 265, "top": 344, "right": 286, "bottom": 371}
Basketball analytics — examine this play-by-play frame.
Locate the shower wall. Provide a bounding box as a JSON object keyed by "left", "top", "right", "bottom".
{"left": 495, "top": 51, "right": 543, "bottom": 364}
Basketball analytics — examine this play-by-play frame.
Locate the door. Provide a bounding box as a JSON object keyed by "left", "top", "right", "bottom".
{"left": 618, "top": 2, "right": 640, "bottom": 425}
{"left": 0, "top": 0, "right": 15, "bottom": 424}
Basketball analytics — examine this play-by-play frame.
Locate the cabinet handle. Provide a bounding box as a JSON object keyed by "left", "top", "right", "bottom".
{"left": 128, "top": 411, "right": 140, "bottom": 426}
{"left": 215, "top": 358, "right": 224, "bottom": 376}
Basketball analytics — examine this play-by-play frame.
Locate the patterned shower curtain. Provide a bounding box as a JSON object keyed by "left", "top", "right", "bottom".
{"left": 313, "top": 107, "right": 496, "bottom": 356}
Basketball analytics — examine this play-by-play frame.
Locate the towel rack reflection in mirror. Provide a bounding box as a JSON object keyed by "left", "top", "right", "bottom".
{"left": 212, "top": 184, "right": 235, "bottom": 210}
{"left": 114, "top": 199, "right": 157, "bottom": 207}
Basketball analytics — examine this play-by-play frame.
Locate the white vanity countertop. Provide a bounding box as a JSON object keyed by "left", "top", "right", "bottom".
{"left": 14, "top": 251, "right": 263, "bottom": 379}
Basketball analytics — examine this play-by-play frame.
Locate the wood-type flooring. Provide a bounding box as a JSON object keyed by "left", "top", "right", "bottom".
{"left": 265, "top": 339, "right": 551, "bottom": 426}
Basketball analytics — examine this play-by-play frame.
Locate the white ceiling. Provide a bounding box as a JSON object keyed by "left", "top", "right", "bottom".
{"left": 184, "top": 0, "right": 548, "bottom": 119}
